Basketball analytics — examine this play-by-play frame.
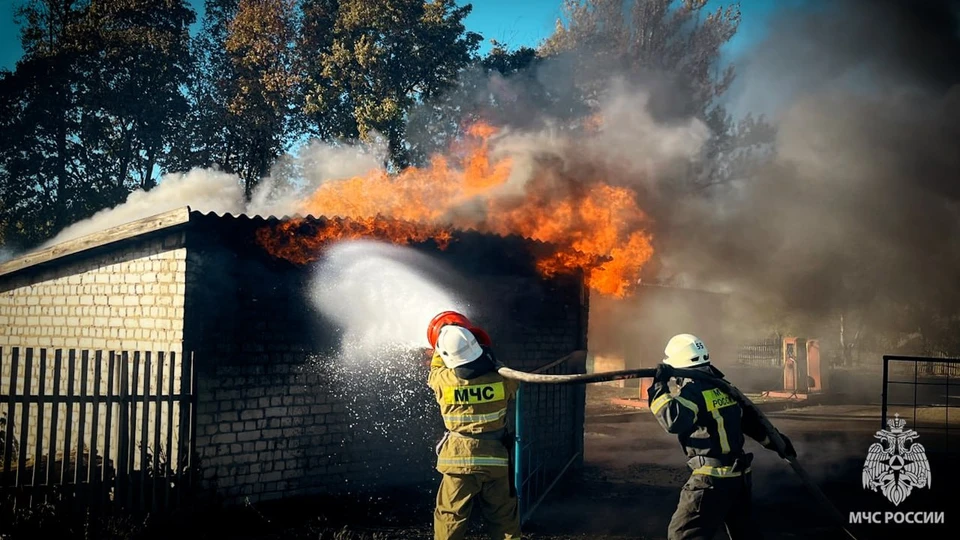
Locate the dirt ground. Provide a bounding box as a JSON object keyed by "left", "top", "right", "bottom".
{"left": 195, "top": 394, "right": 957, "bottom": 540}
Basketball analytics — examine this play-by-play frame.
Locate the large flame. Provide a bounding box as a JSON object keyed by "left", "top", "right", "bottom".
{"left": 255, "top": 122, "right": 654, "bottom": 298}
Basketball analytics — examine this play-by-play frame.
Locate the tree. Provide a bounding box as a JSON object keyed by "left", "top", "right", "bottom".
{"left": 225, "top": 0, "right": 299, "bottom": 197}
{"left": 539, "top": 1, "right": 770, "bottom": 192}
{"left": 0, "top": 0, "right": 195, "bottom": 248}
{"left": 164, "top": 0, "right": 238, "bottom": 177}
{"left": 84, "top": 0, "right": 195, "bottom": 191}
{"left": 297, "top": 0, "right": 482, "bottom": 168}
{"left": 542, "top": 0, "right": 740, "bottom": 115}
{"left": 405, "top": 40, "right": 542, "bottom": 165}
{"left": 172, "top": 0, "right": 298, "bottom": 199}
{"left": 0, "top": 0, "right": 90, "bottom": 244}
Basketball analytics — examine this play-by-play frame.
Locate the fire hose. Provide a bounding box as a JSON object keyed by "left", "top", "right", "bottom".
{"left": 495, "top": 353, "right": 858, "bottom": 540}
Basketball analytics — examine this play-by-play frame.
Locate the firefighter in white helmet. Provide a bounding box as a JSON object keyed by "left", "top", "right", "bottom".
{"left": 648, "top": 334, "right": 797, "bottom": 540}
{"left": 428, "top": 325, "right": 520, "bottom": 540}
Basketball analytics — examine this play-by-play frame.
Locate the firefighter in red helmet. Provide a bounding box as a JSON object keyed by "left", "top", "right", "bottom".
{"left": 426, "top": 313, "right": 520, "bottom": 540}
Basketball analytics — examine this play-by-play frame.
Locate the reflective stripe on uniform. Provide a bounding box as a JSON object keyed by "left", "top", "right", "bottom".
{"left": 692, "top": 465, "right": 751, "bottom": 477}
{"left": 651, "top": 393, "right": 700, "bottom": 417}
{"left": 701, "top": 388, "right": 736, "bottom": 453}
{"left": 442, "top": 408, "right": 507, "bottom": 424}
{"left": 437, "top": 456, "right": 510, "bottom": 467}
{"left": 713, "top": 410, "right": 731, "bottom": 453}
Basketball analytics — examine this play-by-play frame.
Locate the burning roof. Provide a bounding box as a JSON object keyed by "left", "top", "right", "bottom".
{"left": 1, "top": 122, "right": 659, "bottom": 296}
{"left": 0, "top": 207, "right": 597, "bottom": 282}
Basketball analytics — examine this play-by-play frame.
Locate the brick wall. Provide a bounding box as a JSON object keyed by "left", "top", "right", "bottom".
{"left": 0, "top": 219, "right": 588, "bottom": 509}
{"left": 0, "top": 231, "right": 187, "bottom": 474}
{"left": 183, "top": 230, "right": 588, "bottom": 504}
{"left": 0, "top": 231, "right": 187, "bottom": 352}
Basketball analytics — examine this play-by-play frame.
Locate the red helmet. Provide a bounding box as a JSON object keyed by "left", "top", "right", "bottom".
{"left": 427, "top": 311, "right": 492, "bottom": 348}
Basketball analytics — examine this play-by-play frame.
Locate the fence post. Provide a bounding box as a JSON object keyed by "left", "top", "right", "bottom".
{"left": 60, "top": 350, "right": 75, "bottom": 485}
{"left": 3, "top": 348, "right": 19, "bottom": 485}
{"left": 17, "top": 348, "right": 33, "bottom": 492}
{"left": 30, "top": 348, "right": 46, "bottom": 507}
{"left": 45, "top": 350, "right": 62, "bottom": 490}
{"left": 102, "top": 352, "right": 116, "bottom": 508}
{"left": 881, "top": 356, "right": 889, "bottom": 429}
{"left": 75, "top": 350, "right": 89, "bottom": 486}
{"left": 513, "top": 385, "right": 524, "bottom": 522}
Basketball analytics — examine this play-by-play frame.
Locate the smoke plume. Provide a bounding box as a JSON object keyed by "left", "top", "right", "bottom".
{"left": 24, "top": 0, "right": 960, "bottom": 355}
{"left": 39, "top": 141, "right": 386, "bottom": 249}
{"left": 662, "top": 0, "right": 960, "bottom": 337}
{"left": 42, "top": 169, "right": 246, "bottom": 247}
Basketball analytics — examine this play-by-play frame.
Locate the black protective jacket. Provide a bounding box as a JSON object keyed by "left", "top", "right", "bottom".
{"left": 647, "top": 365, "right": 775, "bottom": 462}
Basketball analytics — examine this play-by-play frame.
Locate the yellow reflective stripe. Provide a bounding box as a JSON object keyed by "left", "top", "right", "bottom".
{"left": 437, "top": 456, "right": 509, "bottom": 467}
{"left": 692, "top": 465, "right": 751, "bottom": 478}
{"left": 651, "top": 394, "right": 700, "bottom": 419}
{"left": 443, "top": 382, "right": 506, "bottom": 405}
{"left": 676, "top": 396, "right": 700, "bottom": 416}
{"left": 713, "top": 410, "right": 731, "bottom": 453}
{"left": 442, "top": 408, "right": 507, "bottom": 423}
{"left": 651, "top": 394, "right": 672, "bottom": 414}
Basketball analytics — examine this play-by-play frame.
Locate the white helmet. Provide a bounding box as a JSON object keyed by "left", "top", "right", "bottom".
{"left": 435, "top": 325, "right": 484, "bottom": 368}
{"left": 663, "top": 334, "right": 710, "bottom": 368}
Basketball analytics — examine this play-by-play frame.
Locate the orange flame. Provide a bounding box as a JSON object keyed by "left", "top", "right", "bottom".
{"left": 254, "top": 217, "right": 453, "bottom": 265}
{"left": 255, "top": 122, "right": 654, "bottom": 298}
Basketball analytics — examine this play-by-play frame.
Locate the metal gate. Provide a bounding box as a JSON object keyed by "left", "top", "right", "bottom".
{"left": 881, "top": 355, "right": 959, "bottom": 454}
{"left": 1, "top": 346, "right": 197, "bottom": 515}
{"left": 513, "top": 353, "right": 586, "bottom": 524}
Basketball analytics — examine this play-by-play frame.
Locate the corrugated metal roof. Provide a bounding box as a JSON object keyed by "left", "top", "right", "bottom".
{"left": 186, "top": 209, "right": 559, "bottom": 248}
{"left": 0, "top": 206, "right": 586, "bottom": 279}
{"left": 0, "top": 207, "right": 192, "bottom": 278}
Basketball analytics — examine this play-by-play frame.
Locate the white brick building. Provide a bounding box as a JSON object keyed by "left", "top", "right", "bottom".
{"left": 1, "top": 207, "right": 588, "bottom": 507}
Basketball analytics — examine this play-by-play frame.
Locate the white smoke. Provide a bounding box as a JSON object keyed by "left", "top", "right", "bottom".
{"left": 247, "top": 138, "right": 388, "bottom": 217}
{"left": 484, "top": 83, "right": 710, "bottom": 198}
{"left": 307, "top": 239, "right": 470, "bottom": 359}
{"left": 34, "top": 138, "right": 388, "bottom": 252}
{"left": 43, "top": 169, "right": 246, "bottom": 247}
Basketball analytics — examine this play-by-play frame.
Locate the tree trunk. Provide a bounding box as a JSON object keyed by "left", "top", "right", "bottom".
{"left": 54, "top": 84, "right": 68, "bottom": 232}
{"left": 141, "top": 144, "right": 157, "bottom": 190}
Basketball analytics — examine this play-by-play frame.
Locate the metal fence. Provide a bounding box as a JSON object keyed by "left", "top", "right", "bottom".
{"left": 0, "top": 347, "right": 197, "bottom": 514}
{"left": 514, "top": 353, "right": 586, "bottom": 525}
{"left": 737, "top": 337, "right": 782, "bottom": 368}
{"left": 881, "top": 355, "right": 959, "bottom": 455}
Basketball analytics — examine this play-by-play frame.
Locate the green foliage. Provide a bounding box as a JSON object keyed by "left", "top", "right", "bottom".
{"left": 169, "top": 0, "right": 299, "bottom": 198}
{"left": 0, "top": 0, "right": 195, "bottom": 248}
{"left": 405, "top": 40, "right": 542, "bottom": 164}
{"left": 0, "top": 0, "right": 767, "bottom": 250}
{"left": 298, "top": 0, "right": 481, "bottom": 168}
{"left": 539, "top": 0, "right": 773, "bottom": 191}
{"left": 542, "top": 0, "right": 740, "bottom": 112}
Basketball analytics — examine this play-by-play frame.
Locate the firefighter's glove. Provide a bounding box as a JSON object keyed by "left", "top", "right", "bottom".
{"left": 777, "top": 433, "right": 797, "bottom": 459}
{"left": 654, "top": 363, "right": 675, "bottom": 383}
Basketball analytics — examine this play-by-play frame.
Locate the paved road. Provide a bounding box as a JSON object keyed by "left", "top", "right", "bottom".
{"left": 522, "top": 404, "right": 957, "bottom": 540}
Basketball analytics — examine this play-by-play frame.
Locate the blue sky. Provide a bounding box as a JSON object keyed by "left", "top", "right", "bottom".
{"left": 2, "top": 0, "right": 785, "bottom": 72}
